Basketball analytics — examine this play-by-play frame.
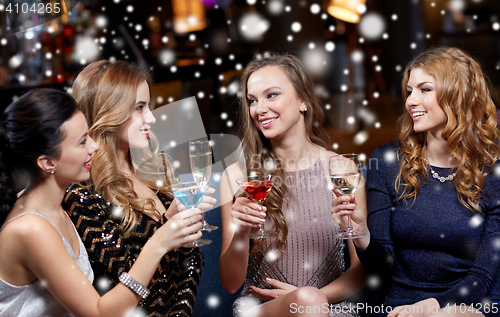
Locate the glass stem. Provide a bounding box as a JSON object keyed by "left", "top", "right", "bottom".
{"left": 201, "top": 212, "right": 208, "bottom": 225}
{"left": 192, "top": 207, "right": 200, "bottom": 243}
{"left": 258, "top": 200, "right": 266, "bottom": 234}
{"left": 347, "top": 215, "right": 354, "bottom": 231}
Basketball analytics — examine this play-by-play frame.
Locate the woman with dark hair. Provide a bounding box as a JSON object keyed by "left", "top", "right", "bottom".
{"left": 0, "top": 89, "right": 202, "bottom": 316}
{"left": 332, "top": 46, "right": 500, "bottom": 317}
{"left": 63, "top": 60, "right": 214, "bottom": 316}
{"left": 219, "top": 53, "right": 367, "bottom": 317}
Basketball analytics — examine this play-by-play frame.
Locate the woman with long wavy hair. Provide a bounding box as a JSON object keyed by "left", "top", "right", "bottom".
{"left": 332, "top": 46, "right": 500, "bottom": 317}
{"left": 0, "top": 89, "right": 202, "bottom": 317}
{"left": 62, "top": 60, "right": 215, "bottom": 316}
{"left": 219, "top": 53, "right": 367, "bottom": 317}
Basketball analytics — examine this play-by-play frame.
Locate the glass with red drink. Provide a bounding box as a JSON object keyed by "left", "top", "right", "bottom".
{"left": 236, "top": 174, "right": 276, "bottom": 239}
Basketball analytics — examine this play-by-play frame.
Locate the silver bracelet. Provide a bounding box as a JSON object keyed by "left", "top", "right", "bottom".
{"left": 118, "top": 272, "right": 150, "bottom": 299}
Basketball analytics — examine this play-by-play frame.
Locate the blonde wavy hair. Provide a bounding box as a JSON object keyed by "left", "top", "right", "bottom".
{"left": 396, "top": 46, "right": 499, "bottom": 211}
{"left": 238, "top": 53, "right": 332, "bottom": 255}
{"left": 72, "top": 60, "right": 173, "bottom": 233}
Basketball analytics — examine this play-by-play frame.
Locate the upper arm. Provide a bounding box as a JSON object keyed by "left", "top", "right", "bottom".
{"left": 366, "top": 148, "right": 394, "bottom": 244}
{"left": 219, "top": 164, "right": 244, "bottom": 258}
{"left": 18, "top": 216, "right": 101, "bottom": 317}
{"left": 469, "top": 174, "right": 500, "bottom": 287}
{"left": 355, "top": 147, "right": 397, "bottom": 274}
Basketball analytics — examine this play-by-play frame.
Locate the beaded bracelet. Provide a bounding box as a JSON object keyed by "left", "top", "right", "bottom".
{"left": 118, "top": 272, "right": 150, "bottom": 299}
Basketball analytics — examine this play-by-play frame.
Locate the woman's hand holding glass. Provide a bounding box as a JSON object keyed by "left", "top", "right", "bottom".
{"left": 330, "top": 193, "right": 370, "bottom": 249}
{"left": 151, "top": 207, "right": 203, "bottom": 254}
{"left": 175, "top": 187, "right": 217, "bottom": 212}
{"left": 230, "top": 197, "right": 268, "bottom": 237}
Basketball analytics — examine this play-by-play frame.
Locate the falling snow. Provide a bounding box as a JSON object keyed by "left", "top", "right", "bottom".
{"left": 469, "top": 214, "right": 484, "bottom": 228}
{"left": 359, "top": 13, "right": 386, "bottom": 40}
{"left": 384, "top": 150, "right": 396, "bottom": 163}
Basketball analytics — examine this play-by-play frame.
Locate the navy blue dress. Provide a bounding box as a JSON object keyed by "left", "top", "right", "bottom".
{"left": 357, "top": 142, "right": 500, "bottom": 315}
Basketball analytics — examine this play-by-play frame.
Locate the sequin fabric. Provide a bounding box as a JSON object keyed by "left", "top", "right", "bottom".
{"left": 234, "top": 157, "right": 357, "bottom": 317}
{"left": 62, "top": 182, "right": 203, "bottom": 317}
{"left": 0, "top": 212, "right": 93, "bottom": 317}
{"left": 358, "top": 142, "right": 500, "bottom": 314}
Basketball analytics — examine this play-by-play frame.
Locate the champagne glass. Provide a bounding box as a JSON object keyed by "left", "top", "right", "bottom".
{"left": 189, "top": 140, "right": 218, "bottom": 231}
{"left": 171, "top": 181, "right": 212, "bottom": 247}
{"left": 236, "top": 174, "right": 276, "bottom": 239}
{"left": 135, "top": 151, "right": 181, "bottom": 190}
{"left": 329, "top": 154, "right": 366, "bottom": 239}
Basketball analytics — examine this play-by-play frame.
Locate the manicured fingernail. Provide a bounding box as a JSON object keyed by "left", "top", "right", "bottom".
{"left": 266, "top": 278, "right": 271, "bottom": 282}
{"left": 260, "top": 212, "right": 266, "bottom": 218}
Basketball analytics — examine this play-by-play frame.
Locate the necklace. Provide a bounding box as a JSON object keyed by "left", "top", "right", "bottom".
{"left": 429, "top": 167, "right": 456, "bottom": 183}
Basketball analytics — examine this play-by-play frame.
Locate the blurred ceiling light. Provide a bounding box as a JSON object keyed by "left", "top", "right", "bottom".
{"left": 327, "top": 0, "right": 367, "bottom": 24}
{"left": 449, "top": 0, "right": 466, "bottom": 12}
{"left": 238, "top": 13, "right": 270, "bottom": 41}
{"left": 172, "top": 0, "right": 206, "bottom": 33}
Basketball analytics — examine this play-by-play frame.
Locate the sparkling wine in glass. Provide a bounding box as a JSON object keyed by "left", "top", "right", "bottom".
{"left": 189, "top": 140, "right": 217, "bottom": 231}
{"left": 134, "top": 151, "right": 181, "bottom": 190}
{"left": 329, "top": 154, "right": 366, "bottom": 239}
{"left": 236, "top": 174, "right": 276, "bottom": 239}
{"left": 172, "top": 181, "right": 212, "bottom": 247}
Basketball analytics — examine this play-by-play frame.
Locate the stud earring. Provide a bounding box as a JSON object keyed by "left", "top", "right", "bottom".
{"left": 304, "top": 107, "right": 308, "bottom": 112}
{"left": 50, "top": 170, "right": 55, "bottom": 174}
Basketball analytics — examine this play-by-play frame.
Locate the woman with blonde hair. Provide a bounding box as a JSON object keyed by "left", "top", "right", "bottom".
{"left": 332, "top": 46, "right": 500, "bottom": 317}
{"left": 0, "top": 89, "right": 202, "bottom": 317}
{"left": 63, "top": 60, "right": 215, "bottom": 316}
{"left": 219, "top": 53, "right": 367, "bottom": 317}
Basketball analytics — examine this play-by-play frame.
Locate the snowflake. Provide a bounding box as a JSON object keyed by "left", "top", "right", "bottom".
{"left": 469, "top": 214, "right": 484, "bottom": 228}
{"left": 207, "top": 295, "right": 221, "bottom": 308}
{"left": 368, "top": 275, "right": 380, "bottom": 288}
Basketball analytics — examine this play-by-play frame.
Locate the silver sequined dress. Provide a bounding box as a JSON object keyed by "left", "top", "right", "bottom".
{"left": 234, "top": 157, "right": 356, "bottom": 317}
{"left": 0, "top": 212, "right": 94, "bottom": 317}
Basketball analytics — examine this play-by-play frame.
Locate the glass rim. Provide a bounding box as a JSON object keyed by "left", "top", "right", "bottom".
{"left": 189, "top": 140, "right": 210, "bottom": 145}
{"left": 329, "top": 153, "right": 365, "bottom": 164}
{"left": 171, "top": 180, "right": 210, "bottom": 189}
{"left": 235, "top": 174, "right": 273, "bottom": 184}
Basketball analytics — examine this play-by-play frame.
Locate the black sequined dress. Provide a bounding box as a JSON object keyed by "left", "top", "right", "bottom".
{"left": 62, "top": 182, "right": 203, "bottom": 317}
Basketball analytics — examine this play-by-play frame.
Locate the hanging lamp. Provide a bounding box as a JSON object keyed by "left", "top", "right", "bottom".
{"left": 172, "top": 0, "right": 206, "bottom": 33}
{"left": 327, "top": 0, "right": 367, "bottom": 24}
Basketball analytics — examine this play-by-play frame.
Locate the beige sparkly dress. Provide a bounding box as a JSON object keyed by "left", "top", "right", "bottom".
{"left": 234, "top": 156, "right": 357, "bottom": 317}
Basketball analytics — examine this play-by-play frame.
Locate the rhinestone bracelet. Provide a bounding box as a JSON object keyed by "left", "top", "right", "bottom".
{"left": 118, "top": 272, "right": 150, "bottom": 299}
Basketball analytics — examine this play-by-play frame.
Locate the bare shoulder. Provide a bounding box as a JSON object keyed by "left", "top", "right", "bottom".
{"left": 220, "top": 163, "right": 245, "bottom": 206}
{"left": 320, "top": 148, "right": 338, "bottom": 159}
{"left": 223, "top": 163, "right": 245, "bottom": 183}
{"left": 318, "top": 147, "right": 338, "bottom": 163}
{"left": 1, "top": 213, "right": 60, "bottom": 247}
